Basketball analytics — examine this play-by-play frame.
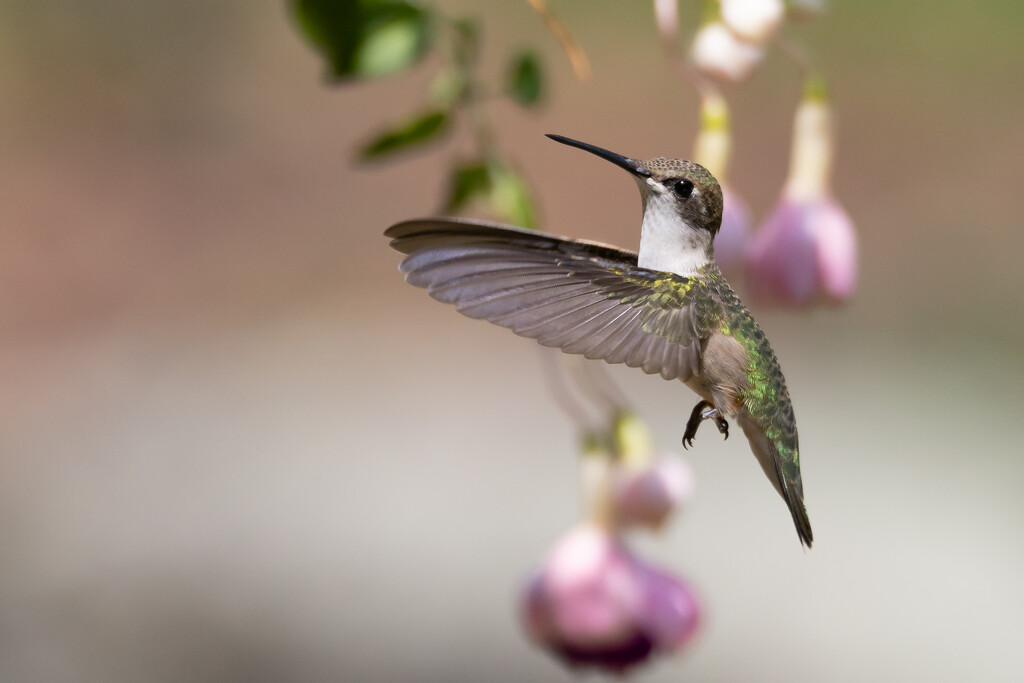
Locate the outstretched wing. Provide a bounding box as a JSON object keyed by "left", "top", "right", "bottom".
{"left": 386, "top": 218, "right": 713, "bottom": 382}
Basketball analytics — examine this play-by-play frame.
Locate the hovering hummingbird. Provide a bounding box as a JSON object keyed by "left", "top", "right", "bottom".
{"left": 386, "top": 134, "right": 813, "bottom": 547}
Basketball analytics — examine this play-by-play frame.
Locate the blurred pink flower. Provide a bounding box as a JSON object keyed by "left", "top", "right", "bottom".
{"left": 521, "top": 524, "right": 700, "bottom": 673}
{"left": 715, "top": 185, "right": 753, "bottom": 276}
{"left": 746, "top": 196, "right": 856, "bottom": 306}
{"left": 746, "top": 90, "right": 857, "bottom": 307}
{"left": 612, "top": 457, "right": 695, "bottom": 530}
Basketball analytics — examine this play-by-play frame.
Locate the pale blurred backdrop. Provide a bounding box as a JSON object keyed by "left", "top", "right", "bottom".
{"left": 1, "top": 1, "right": 1022, "bottom": 681}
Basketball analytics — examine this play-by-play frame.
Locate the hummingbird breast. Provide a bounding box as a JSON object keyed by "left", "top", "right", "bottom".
{"left": 695, "top": 332, "right": 749, "bottom": 417}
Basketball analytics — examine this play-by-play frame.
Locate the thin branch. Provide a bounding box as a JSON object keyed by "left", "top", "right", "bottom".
{"left": 523, "top": 0, "right": 592, "bottom": 81}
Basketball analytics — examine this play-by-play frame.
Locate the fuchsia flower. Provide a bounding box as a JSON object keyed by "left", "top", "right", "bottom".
{"left": 746, "top": 85, "right": 858, "bottom": 307}
{"left": 521, "top": 524, "right": 700, "bottom": 673}
{"left": 521, "top": 414, "right": 700, "bottom": 672}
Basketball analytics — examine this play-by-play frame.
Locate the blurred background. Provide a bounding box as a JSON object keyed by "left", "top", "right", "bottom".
{"left": 1, "top": 1, "right": 1022, "bottom": 681}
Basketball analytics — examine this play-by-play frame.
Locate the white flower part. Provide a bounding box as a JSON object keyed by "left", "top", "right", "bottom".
{"left": 690, "top": 22, "right": 764, "bottom": 83}
{"left": 653, "top": 0, "right": 679, "bottom": 43}
{"left": 785, "top": 98, "right": 833, "bottom": 202}
{"left": 720, "top": 0, "right": 785, "bottom": 42}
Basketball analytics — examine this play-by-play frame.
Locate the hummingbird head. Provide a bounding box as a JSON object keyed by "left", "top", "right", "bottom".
{"left": 632, "top": 157, "right": 724, "bottom": 237}
{"left": 546, "top": 134, "right": 723, "bottom": 274}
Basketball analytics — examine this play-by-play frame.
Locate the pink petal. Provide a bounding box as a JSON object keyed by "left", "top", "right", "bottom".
{"left": 636, "top": 561, "right": 701, "bottom": 651}
{"left": 715, "top": 186, "right": 752, "bottom": 277}
{"left": 814, "top": 200, "right": 858, "bottom": 304}
{"left": 746, "top": 195, "right": 858, "bottom": 307}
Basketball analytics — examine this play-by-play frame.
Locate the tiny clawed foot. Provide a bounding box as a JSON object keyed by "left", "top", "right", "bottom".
{"left": 686, "top": 403, "right": 729, "bottom": 446}
{"left": 700, "top": 407, "right": 729, "bottom": 442}
{"left": 682, "top": 400, "right": 711, "bottom": 450}
{"left": 713, "top": 416, "right": 729, "bottom": 441}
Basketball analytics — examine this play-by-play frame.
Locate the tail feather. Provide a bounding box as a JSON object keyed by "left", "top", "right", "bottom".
{"left": 737, "top": 412, "right": 813, "bottom": 548}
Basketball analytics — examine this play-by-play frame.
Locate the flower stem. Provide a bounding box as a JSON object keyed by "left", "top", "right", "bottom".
{"left": 692, "top": 92, "right": 732, "bottom": 180}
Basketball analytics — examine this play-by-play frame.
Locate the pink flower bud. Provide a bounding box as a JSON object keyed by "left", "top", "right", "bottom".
{"left": 690, "top": 22, "right": 764, "bottom": 83}
{"left": 521, "top": 525, "right": 700, "bottom": 673}
{"left": 720, "top": 0, "right": 785, "bottom": 42}
{"left": 715, "top": 185, "right": 752, "bottom": 276}
{"left": 613, "top": 457, "right": 695, "bottom": 530}
{"left": 745, "top": 195, "right": 857, "bottom": 306}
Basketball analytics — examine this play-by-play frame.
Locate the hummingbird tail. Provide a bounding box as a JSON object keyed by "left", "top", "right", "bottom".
{"left": 785, "top": 480, "right": 814, "bottom": 548}
{"left": 737, "top": 412, "right": 813, "bottom": 548}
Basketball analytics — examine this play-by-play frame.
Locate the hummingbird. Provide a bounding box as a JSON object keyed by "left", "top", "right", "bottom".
{"left": 386, "top": 134, "right": 813, "bottom": 547}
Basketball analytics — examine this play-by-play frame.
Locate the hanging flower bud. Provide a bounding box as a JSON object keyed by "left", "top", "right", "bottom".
{"left": 521, "top": 524, "right": 700, "bottom": 673}
{"left": 691, "top": 95, "right": 751, "bottom": 275}
{"left": 691, "top": 21, "right": 764, "bottom": 83}
{"left": 613, "top": 456, "right": 695, "bottom": 530}
{"left": 720, "top": 0, "right": 785, "bottom": 42}
{"left": 746, "top": 80, "right": 858, "bottom": 307}
{"left": 580, "top": 413, "right": 695, "bottom": 531}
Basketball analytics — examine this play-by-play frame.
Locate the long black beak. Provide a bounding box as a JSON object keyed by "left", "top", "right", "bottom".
{"left": 546, "top": 134, "right": 651, "bottom": 178}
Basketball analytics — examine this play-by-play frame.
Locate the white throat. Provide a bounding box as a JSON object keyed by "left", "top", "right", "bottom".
{"left": 635, "top": 179, "right": 711, "bottom": 277}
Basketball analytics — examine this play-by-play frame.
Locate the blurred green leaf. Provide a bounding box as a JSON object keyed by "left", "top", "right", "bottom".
{"left": 444, "top": 162, "right": 491, "bottom": 213}
{"left": 358, "top": 109, "right": 448, "bottom": 160}
{"left": 293, "top": 0, "right": 360, "bottom": 76}
{"left": 506, "top": 51, "right": 544, "bottom": 106}
{"left": 355, "top": 7, "right": 430, "bottom": 77}
{"left": 292, "top": 0, "right": 432, "bottom": 81}
{"left": 489, "top": 162, "right": 537, "bottom": 229}
{"left": 429, "top": 69, "right": 468, "bottom": 107}
{"left": 443, "top": 159, "right": 537, "bottom": 229}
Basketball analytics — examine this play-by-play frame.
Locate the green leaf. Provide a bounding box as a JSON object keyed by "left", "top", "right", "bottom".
{"left": 292, "top": 0, "right": 361, "bottom": 77}
{"left": 506, "top": 50, "right": 544, "bottom": 106}
{"left": 358, "top": 109, "right": 448, "bottom": 160}
{"left": 354, "top": 5, "right": 432, "bottom": 78}
{"left": 443, "top": 162, "right": 491, "bottom": 213}
{"left": 291, "top": 0, "right": 432, "bottom": 81}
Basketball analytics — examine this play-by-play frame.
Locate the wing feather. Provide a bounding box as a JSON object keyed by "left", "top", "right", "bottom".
{"left": 387, "top": 218, "right": 716, "bottom": 382}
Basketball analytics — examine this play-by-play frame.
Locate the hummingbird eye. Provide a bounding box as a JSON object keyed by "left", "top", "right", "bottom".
{"left": 671, "top": 178, "right": 694, "bottom": 199}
